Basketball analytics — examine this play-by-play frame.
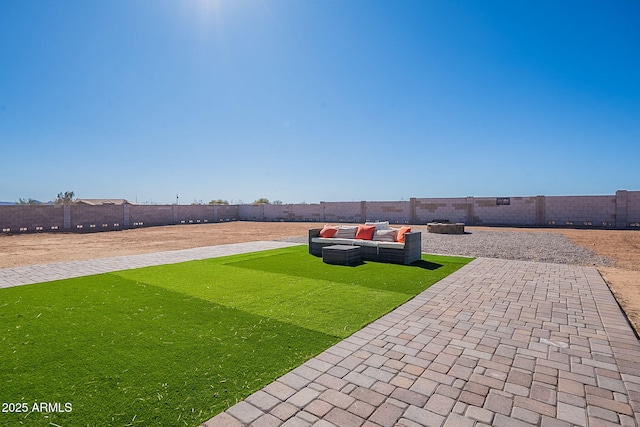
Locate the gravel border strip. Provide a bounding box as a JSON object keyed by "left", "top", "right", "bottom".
{"left": 277, "top": 228, "right": 612, "bottom": 266}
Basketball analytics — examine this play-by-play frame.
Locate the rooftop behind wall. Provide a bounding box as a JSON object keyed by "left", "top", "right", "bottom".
{"left": 1, "top": 191, "right": 639, "bottom": 233}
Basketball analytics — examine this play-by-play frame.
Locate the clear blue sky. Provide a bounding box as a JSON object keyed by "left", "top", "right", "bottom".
{"left": 1, "top": 1, "right": 639, "bottom": 204}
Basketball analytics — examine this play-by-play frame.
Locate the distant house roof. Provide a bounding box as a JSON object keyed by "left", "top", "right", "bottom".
{"left": 75, "top": 199, "right": 134, "bottom": 206}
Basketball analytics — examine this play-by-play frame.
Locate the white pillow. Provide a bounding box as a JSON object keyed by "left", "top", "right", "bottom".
{"left": 335, "top": 226, "right": 358, "bottom": 239}
{"left": 365, "top": 221, "right": 389, "bottom": 231}
{"left": 372, "top": 229, "right": 397, "bottom": 242}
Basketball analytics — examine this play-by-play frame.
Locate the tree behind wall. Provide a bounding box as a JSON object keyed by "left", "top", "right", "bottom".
{"left": 208, "top": 199, "right": 229, "bottom": 205}
{"left": 54, "top": 191, "right": 76, "bottom": 205}
{"left": 17, "top": 198, "right": 41, "bottom": 205}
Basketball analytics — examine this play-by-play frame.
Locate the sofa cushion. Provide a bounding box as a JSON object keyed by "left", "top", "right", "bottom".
{"left": 365, "top": 221, "right": 389, "bottom": 231}
{"left": 312, "top": 237, "right": 356, "bottom": 245}
{"left": 320, "top": 224, "right": 338, "bottom": 238}
{"left": 373, "top": 229, "right": 397, "bottom": 242}
{"left": 356, "top": 225, "right": 375, "bottom": 240}
{"left": 311, "top": 237, "right": 405, "bottom": 250}
{"left": 377, "top": 242, "right": 405, "bottom": 249}
{"left": 397, "top": 226, "right": 412, "bottom": 243}
{"left": 335, "top": 226, "right": 358, "bottom": 239}
{"left": 352, "top": 239, "right": 379, "bottom": 247}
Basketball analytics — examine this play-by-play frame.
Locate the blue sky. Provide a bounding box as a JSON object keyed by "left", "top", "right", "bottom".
{"left": 1, "top": 0, "right": 639, "bottom": 204}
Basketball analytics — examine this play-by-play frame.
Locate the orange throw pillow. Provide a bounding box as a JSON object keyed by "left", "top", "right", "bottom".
{"left": 320, "top": 224, "right": 338, "bottom": 238}
{"left": 356, "top": 225, "right": 376, "bottom": 240}
{"left": 396, "top": 226, "right": 411, "bottom": 243}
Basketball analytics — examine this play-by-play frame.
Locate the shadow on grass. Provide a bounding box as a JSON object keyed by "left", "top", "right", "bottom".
{"left": 322, "top": 260, "right": 365, "bottom": 267}
{"left": 350, "top": 259, "right": 444, "bottom": 270}
{"left": 406, "top": 259, "right": 444, "bottom": 270}
{"left": 318, "top": 258, "right": 443, "bottom": 271}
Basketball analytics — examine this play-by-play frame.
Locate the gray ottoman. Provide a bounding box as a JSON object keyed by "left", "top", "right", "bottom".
{"left": 322, "top": 245, "right": 362, "bottom": 266}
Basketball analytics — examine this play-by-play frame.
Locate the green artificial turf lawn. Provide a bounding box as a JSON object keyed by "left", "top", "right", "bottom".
{"left": 0, "top": 245, "right": 471, "bottom": 426}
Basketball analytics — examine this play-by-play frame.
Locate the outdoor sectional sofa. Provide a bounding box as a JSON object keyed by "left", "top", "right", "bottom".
{"left": 308, "top": 223, "right": 422, "bottom": 265}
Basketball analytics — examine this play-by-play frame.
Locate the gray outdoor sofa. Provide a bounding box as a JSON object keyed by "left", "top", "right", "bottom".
{"left": 308, "top": 227, "right": 422, "bottom": 265}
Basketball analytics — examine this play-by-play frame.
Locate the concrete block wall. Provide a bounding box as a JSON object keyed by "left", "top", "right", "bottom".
{"left": 365, "top": 201, "right": 411, "bottom": 224}
{"left": 217, "top": 205, "right": 240, "bottom": 222}
{"left": 239, "top": 204, "right": 265, "bottom": 221}
{"left": 130, "top": 204, "right": 240, "bottom": 226}
{"left": 0, "top": 205, "right": 65, "bottom": 232}
{"left": 130, "top": 205, "right": 175, "bottom": 227}
{"left": 175, "top": 205, "right": 213, "bottom": 224}
{"left": 259, "top": 201, "right": 412, "bottom": 224}
{"left": 322, "top": 202, "right": 364, "bottom": 223}
{"left": 263, "top": 204, "right": 323, "bottom": 222}
{"left": 1, "top": 190, "right": 639, "bottom": 233}
{"left": 472, "top": 196, "right": 538, "bottom": 226}
{"left": 614, "top": 190, "right": 640, "bottom": 228}
{"left": 628, "top": 191, "right": 640, "bottom": 225}
{"left": 413, "top": 198, "right": 469, "bottom": 224}
{"left": 545, "top": 195, "right": 616, "bottom": 226}
{"left": 70, "top": 205, "right": 125, "bottom": 231}
{"left": 0, "top": 204, "right": 244, "bottom": 233}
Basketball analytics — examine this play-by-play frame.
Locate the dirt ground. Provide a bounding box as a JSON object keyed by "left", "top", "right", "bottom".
{"left": 1, "top": 222, "right": 638, "bottom": 334}
{"left": 552, "top": 230, "right": 640, "bottom": 335}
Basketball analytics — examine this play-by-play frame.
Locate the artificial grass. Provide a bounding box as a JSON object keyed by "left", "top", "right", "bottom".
{"left": 0, "top": 245, "right": 471, "bottom": 426}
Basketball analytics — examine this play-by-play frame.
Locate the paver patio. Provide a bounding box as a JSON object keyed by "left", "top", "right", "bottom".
{"left": 1, "top": 242, "right": 639, "bottom": 426}
{"left": 200, "top": 257, "right": 640, "bottom": 427}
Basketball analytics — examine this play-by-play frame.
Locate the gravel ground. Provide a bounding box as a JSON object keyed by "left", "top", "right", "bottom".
{"left": 277, "top": 229, "right": 613, "bottom": 266}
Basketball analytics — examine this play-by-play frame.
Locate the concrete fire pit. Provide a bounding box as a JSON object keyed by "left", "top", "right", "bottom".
{"left": 427, "top": 222, "right": 465, "bottom": 234}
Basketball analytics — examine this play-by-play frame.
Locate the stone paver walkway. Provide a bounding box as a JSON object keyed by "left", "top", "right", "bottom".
{"left": 201, "top": 257, "right": 640, "bottom": 427}
{"left": 0, "top": 241, "right": 298, "bottom": 288}
{"left": 2, "top": 243, "right": 639, "bottom": 426}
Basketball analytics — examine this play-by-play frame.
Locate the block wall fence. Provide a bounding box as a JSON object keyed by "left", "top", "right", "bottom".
{"left": 1, "top": 191, "right": 639, "bottom": 233}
